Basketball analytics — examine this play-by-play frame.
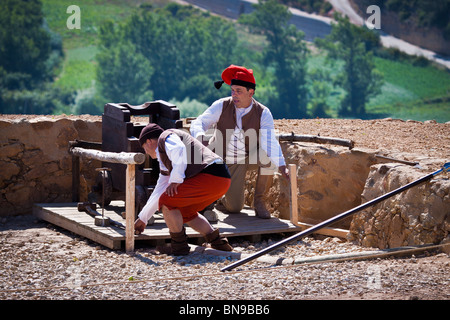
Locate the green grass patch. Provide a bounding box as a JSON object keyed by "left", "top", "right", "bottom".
{"left": 54, "top": 46, "right": 98, "bottom": 91}
{"left": 369, "top": 97, "right": 450, "bottom": 122}
{"left": 372, "top": 57, "right": 450, "bottom": 100}
{"left": 366, "top": 57, "right": 450, "bottom": 122}
{"left": 43, "top": 0, "right": 142, "bottom": 94}
{"left": 306, "top": 53, "right": 450, "bottom": 121}
{"left": 43, "top": 0, "right": 174, "bottom": 91}
{"left": 42, "top": 0, "right": 145, "bottom": 49}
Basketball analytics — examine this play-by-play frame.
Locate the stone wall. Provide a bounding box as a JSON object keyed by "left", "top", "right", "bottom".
{"left": 245, "top": 142, "right": 377, "bottom": 228}
{"left": 245, "top": 142, "right": 449, "bottom": 248}
{"left": 0, "top": 117, "right": 102, "bottom": 216}
{"left": 348, "top": 162, "right": 450, "bottom": 248}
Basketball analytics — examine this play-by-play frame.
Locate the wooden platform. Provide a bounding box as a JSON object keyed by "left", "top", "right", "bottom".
{"left": 33, "top": 201, "right": 302, "bottom": 250}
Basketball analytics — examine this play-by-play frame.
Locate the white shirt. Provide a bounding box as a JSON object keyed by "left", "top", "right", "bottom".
{"left": 137, "top": 132, "right": 222, "bottom": 224}
{"left": 190, "top": 97, "right": 286, "bottom": 167}
{"left": 137, "top": 134, "right": 187, "bottom": 224}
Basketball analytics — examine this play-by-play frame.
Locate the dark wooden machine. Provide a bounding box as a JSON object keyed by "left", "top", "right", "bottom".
{"left": 86, "top": 100, "right": 182, "bottom": 214}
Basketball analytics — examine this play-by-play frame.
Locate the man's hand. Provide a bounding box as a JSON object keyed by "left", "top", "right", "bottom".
{"left": 134, "top": 218, "right": 146, "bottom": 235}
{"left": 279, "top": 165, "right": 290, "bottom": 180}
{"left": 165, "top": 183, "right": 181, "bottom": 197}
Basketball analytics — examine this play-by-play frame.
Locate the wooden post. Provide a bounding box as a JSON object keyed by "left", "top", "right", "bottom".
{"left": 289, "top": 164, "right": 298, "bottom": 225}
{"left": 71, "top": 155, "right": 80, "bottom": 202}
{"left": 125, "top": 164, "right": 135, "bottom": 252}
{"left": 68, "top": 146, "right": 145, "bottom": 252}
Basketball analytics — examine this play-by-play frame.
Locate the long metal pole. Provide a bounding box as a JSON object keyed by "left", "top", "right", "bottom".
{"left": 221, "top": 162, "right": 449, "bottom": 272}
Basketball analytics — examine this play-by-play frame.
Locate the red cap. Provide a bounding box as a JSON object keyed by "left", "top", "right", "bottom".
{"left": 215, "top": 65, "right": 256, "bottom": 90}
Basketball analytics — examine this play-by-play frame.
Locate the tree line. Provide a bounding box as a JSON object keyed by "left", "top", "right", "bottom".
{"left": 0, "top": 0, "right": 384, "bottom": 119}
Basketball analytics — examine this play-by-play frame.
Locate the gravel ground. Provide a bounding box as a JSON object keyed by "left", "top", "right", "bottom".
{"left": 0, "top": 215, "right": 448, "bottom": 302}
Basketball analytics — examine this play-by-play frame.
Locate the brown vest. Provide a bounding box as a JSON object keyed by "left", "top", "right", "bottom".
{"left": 157, "top": 129, "right": 221, "bottom": 179}
{"left": 210, "top": 97, "right": 265, "bottom": 163}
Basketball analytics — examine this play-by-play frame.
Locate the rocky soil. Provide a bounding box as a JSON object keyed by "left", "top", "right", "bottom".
{"left": 274, "top": 118, "right": 449, "bottom": 161}
{"left": 0, "top": 116, "right": 449, "bottom": 302}
{"left": 0, "top": 215, "right": 449, "bottom": 302}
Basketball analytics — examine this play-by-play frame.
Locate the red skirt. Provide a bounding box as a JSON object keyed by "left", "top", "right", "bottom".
{"left": 159, "top": 173, "right": 231, "bottom": 223}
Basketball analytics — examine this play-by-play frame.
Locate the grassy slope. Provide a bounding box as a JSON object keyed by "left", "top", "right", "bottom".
{"left": 367, "top": 57, "right": 450, "bottom": 122}
{"left": 42, "top": 0, "right": 142, "bottom": 92}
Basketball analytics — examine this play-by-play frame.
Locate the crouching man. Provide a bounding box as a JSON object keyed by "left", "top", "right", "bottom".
{"left": 134, "top": 123, "right": 233, "bottom": 255}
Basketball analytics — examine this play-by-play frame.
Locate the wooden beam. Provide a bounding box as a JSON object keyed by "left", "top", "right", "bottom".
{"left": 71, "top": 155, "right": 80, "bottom": 202}
{"left": 289, "top": 164, "right": 298, "bottom": 225}
{"left": 125, "top": 164, "right": 136, "bottom": 252}
{"left": 289, "top": 163, "right": 348, "bottom": 238}
{"left": 69, "top": 147, "right": 145, "bottom": 165}
{"left": 277, "top": 133, "right": 354, "bottom": 149}
{"left": 294, "top": 222, "right": 349, "bottom": 238}
{"left": 375, "top": 154, "right": 419, "bottom": 166}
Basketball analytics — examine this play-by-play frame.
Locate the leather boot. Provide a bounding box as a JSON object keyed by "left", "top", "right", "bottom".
{"left": 204, "top": 228, "right": 233, "bottom": 251}
{"left": 158, "top": 227, "right": 190, "bottom": 255}
{"left": 253, "top": 169, "right": 273, "bottom": 219}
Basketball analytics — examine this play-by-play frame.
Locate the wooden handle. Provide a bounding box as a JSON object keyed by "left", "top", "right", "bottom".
{"left": 289, "top": 164, "right": 298, "bottom": 225}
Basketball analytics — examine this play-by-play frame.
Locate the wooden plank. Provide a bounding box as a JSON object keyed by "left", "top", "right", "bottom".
{"left": 204, "top": 207, "right": 300, "bottom": 237}
{"left": 125, "top": 164, "right": 135, "bottom": 252}
{"left": 119, "top": 101, "right": 160, "bottom": 116}
{"left": 33, "top": 202, "right": 302, "bottom": 250}
{"left": 71, "top": 155, "right": 80, "bottom": 202}
{"left": 155, "top": 100, "right": 179, "bottom": 119}
{"left": 104, "top": 103, "right": 131, "bottom": 122}
{"left": 35, "top": 203, "right": 127, "bottom": 239}
{"left": 294, "top": 221, "right": 349, "bottom": 239}
{"left": 289, "top": 164, "right": 298, "bottom": 225}
{"left": 33, "top": 204, "right": 121, "bottom": 249}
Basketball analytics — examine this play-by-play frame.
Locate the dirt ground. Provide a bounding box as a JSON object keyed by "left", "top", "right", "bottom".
{"left": 0, "top": 214, "right": 449, "bottom": 302}
{"left": 274, "top": 118, "right": 449, "bottom": 161}
{"left": 0, "top": 115, "right": 449, "bottom": 301}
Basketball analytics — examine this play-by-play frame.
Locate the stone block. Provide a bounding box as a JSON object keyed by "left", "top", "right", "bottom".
{"left": 349, "top": 163, "right": 449, "bottom": 248}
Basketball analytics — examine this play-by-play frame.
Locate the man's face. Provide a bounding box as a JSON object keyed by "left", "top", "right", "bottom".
{"left": 231, "top": 85, "right": 254, "bottom": 109}
{"left": 142, "top": 139, "right": 158, "bottom": 159}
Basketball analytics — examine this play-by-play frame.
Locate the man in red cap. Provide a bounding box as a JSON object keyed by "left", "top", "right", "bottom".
{"left": 191, "top": 65, "right": 289, "bottom": 219}
{"left": 134, "top": 123, "right": 233, "bottom": 255}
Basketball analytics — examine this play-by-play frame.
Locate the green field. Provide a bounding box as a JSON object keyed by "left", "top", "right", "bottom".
{"left": 43, "top": 0, "right": 143, "bottom": 92}
{"left": 367, "top": 57, "right": 450, "bottom": 122}
{"left": 306, "top": 54, "right": 450, "bottom": 122}
{"left": 42, "top": 0, "right": 450, "bottom": 122}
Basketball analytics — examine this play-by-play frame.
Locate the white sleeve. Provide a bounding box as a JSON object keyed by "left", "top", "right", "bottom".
{"left": 137, "top": 134, "right": 187, "bottom": 224}
{"left": 190, "top": 99, "right": 224, "bottom": 139}
{"left": 137, "top": 173, "right": 169, "bottom": 224}
{"left": 259, "top": 108, "right": 286, "bottom": 167}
